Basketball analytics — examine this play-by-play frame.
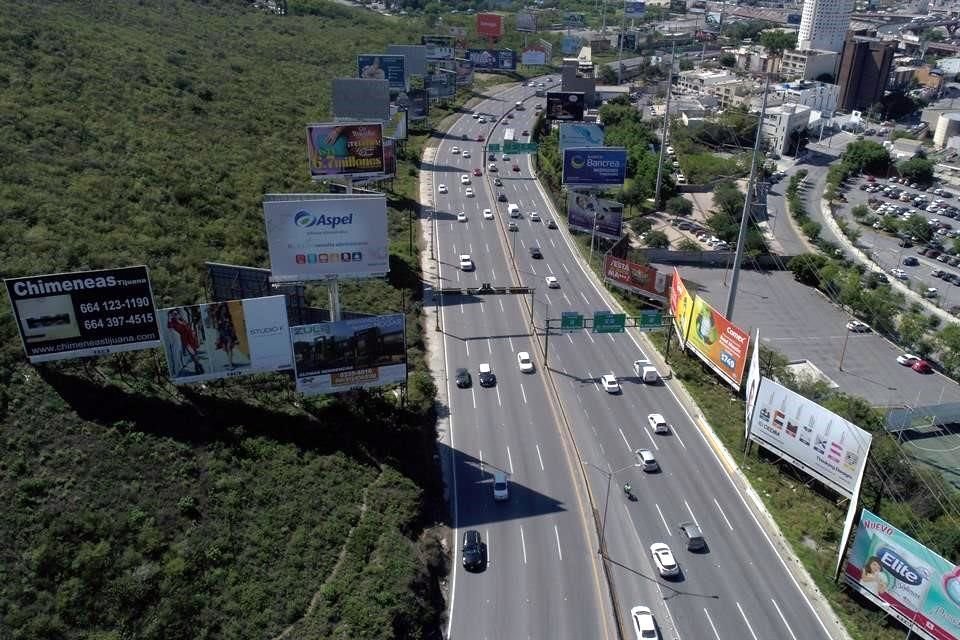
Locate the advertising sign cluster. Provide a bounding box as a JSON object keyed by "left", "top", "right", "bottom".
{"left": 467, "top": 49, "right": 517, "bottom": 70}
{"left": 521, "top": 46, "right": 547, "bottom": 66}
{"left": 306, "top": 123, "right": 384, "bottom": 179}
{"left": 845, "top": 510, "right": 960, "bottom": 640}
{"left": 685, "top": 296, "right": 750, "bottom": 390}
{"left": 624, "top": 1, "right": 646, "bottom": 17}
{"left": 331, "top": 79, "right": 391, "bottom": 123}
{"left": 5, "top": 266, "right": 161, "bottom": 363}
{"left": 567, "top": 193, "right": 624, "bottom": 239}
{"left": 160, "top": 296, "right": 293, "bottom": 384}
{"left": 559, "top": 123, "right": 605, "bottom": 152}
{"left": 668, "top": 267, "right": 693, "bottom": 349}
{"left": 476, "top": 13, "right": 504, "bottom": 37}
{"left": 562, "top": 147, "right": 627, "bottom": 186}
{"left": 263, "top": 194, "right": 389, "bottom": 282}
{"left": 422, "top": 35, "right": 455, "bottom": 60}
{"left": 357, "top": 54, "right": 406, "bottom": 91}
{"left": 516, "top": 11, "right": 537, "bottom": 32}
{"left": 385, "top": 44, "right": 427, "bottom": 76}
{"left": 602, "top": 256, "right": 671, "bottom": 302}
{"left": 291, "top": 314, "right": 407, "bottom": 396}
{"left": 750, "top": 377, "right": 872, "bottom": 496}
{"left": 546, "top": 91, "right": 586, "bottom": 121}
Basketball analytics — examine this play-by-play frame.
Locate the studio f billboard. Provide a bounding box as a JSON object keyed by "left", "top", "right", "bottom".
{"left": 306, "top": 122, "right": 384, "bottom": 179}
{"left": 291, "top": 314, "right": 407, "bottom": 396}
{"left": 466, "top": 49, "right": 517, "bottom": 70}
{"left": 602, "top": 256, "right": 671, "bottom": 302}
{"left": 546, "top": 91, "right": 586, "bottom": 121}
{"left": 5, "top": 266, "right": 161, "bottom": 363}
{"left": 357, "top": 54, "right": 406, "bottom": 91}
{"left": 562, "top": 147, "right": 627, "bottom": 186}
{"left": 567, "top": 193, "right": 624, "bottom": 240}
{"left": 160, "top": 296, "right": 293, "bottom": 384}
{"left": 263, "top": 194, "right": 389, "bottom": 282}
{"left": 685, "top": 295, "right": 750, "bottom": 390}
{"left": 476, "top": 13, "right": 504, "bottom": 37}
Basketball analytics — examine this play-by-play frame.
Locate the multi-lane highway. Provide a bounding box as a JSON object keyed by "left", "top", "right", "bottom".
{"left": 432, "top": 78, "right": 844, "bottom": 640}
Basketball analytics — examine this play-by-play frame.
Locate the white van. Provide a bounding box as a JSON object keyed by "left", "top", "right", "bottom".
{"left": 634, "top": 361, "right": 660, "bottom": 383}
{"left": 493, "top": 471, "right": 509, "bottom": 501}
{"left": 507, "top": 203, "right": 521, "bottom": 218}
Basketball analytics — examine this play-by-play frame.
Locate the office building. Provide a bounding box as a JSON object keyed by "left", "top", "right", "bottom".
{"left": 836, "top": 33, "right": 896, "bottom": 111}
{"left": 761, "top": 103, "right": 812, "bottom": 155}
{"left": 797, "top": 0, "right": 856, "bottom": 53}
{"left": 781, "top": 49, "right": 839, "bottom": 81}
{"left": 774, "top": 80, "right": 840, "bottom": 114}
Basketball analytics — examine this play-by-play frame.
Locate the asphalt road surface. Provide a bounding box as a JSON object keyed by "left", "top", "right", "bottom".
{"left": 435, "top": 78, "right": 841, "bottom": 640}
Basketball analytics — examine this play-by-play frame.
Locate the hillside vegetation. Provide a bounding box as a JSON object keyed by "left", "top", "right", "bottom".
{"left": 0, "top": 2, "right": 448, "bottom": 639}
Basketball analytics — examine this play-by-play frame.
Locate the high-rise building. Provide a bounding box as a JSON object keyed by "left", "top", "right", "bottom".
{"left": 836, "top": 33, "right": 896, "bottom": 112}
{"left": 797, "top": 0, "right": 855, "bottom": 53}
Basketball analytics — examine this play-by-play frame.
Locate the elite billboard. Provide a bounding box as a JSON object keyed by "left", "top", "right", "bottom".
{"left": 160, "top": 296, "right": 293, "bottom": 384}
{"left": 668, "top": 267, "right": 693, "bottom": 349}
{"left": 466, "top": 49, "right": 517, "bottom": 70}
{"left": 291, "top": 314, "right": 406, "bottom": 396}
{"left": 357, "top": 54, "right": 406, "bottom": 91}
{"left": 421, "top": 35, "right": 455, "bottom": 60}
{"left": 546, "top": 91, "right": 586, "bottom": 121}
{"left": 306, "top": 122, "right": 384, "bottom": 179}
{"left": 750, "top": 377, "right": 872, "bottom": 497}
{"left": 5, "top": 266, "right": 161, "bottom": 363}
{"left": 624, "top": 1, "right": 646, "bottom": 18}
{"left": 602, "top": 256, "right": 671, "bottom": 302}
{"left": 559, "top": 123, "right": 605, "bottom": 152}
{"left": 263, "top": 194, "right": 389, "bottom": 282}
{"left": 562, "top": 147, "right": 627, "bottom": 186}
{"left": 685, "top": 295, "right": 750, "bottom": 390}
{"left": 845, "top": 510, "right": 960, "bottom": 640}
{"left": 568, "top": 193, "right": 624, "bottom": 239}
{"left": 476, "top": 13, "right": 504, "bottom": 37}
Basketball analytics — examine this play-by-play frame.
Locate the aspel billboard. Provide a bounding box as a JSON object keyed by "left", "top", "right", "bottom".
{"left": 567, "top": 193, "right": 623, "bottom": 239}
{"left": 263, "top": 194, "right": 389, "bottom": 282}
{"left": 845, "top": 510, "right": 960, "bottom": 640}
{"left": 562, "top": 147, "right": 627, "bottom": 186}
{"left": 306, "top": 122, "right": 384, "bottom": 179}
{"left": 467, "top": 49, "right": 517, "bottom": 70}
{"left": 668, "top": 267, "right": 693, "bottom": 348}
{"left": 559, "top": 123, "right": 605, "bottom": 152}
{"left": 685, "top": 295, "right": 750, "bottom": 390}
{"left": 602, "top": 256, "right": 671, "bottom": 302}
{"left": 476, "top": 13, "right": 504, "bottom": 37}
{"left": 357, "top": 54, "right": 406, "bottom": 91}
{"left": 546, "top": 91, "right": 585, "bottom": 121}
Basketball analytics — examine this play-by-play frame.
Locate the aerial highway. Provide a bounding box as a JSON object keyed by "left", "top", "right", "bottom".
{"left": 432, "top": 77, "right": 843, "bottom": 640}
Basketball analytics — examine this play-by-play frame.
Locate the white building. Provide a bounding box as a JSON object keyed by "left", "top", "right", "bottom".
{"left": 761, "top": 103, "right": 812, "bottom": 155}
{"left": 774, "top": 81, "right": 839, "bottom": 115}
{"left": 797, "top": 0, "right": 855, "bottom": 53}
{"left": 676, "top": 69, "right": 756, "bottom": 109}
{"left": 781, "top": 48, "right": 840, "bottom": 81}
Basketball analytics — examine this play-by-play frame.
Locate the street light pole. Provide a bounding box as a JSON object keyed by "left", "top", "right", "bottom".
{"left": 587, "top": 460, "right": 640, "bottom": 555}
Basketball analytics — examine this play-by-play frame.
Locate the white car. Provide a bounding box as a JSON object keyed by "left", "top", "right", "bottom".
{"left": 472, "top": 113, "right": 479, "bottom": 119}
{"left": 483, "top": 208, "right": 494, "bottom": 220}
{"left": 638, "top": 448, "right": 658, "bottom": 472}
{"left": 897, "top": 353, "right": 920, "bottom": 366}
{"left": 460, "top": 174, "right": 471, "bottom": 184}
{"left": 601, "top": 373, "right": 620, "bottom": 393}
{"left": 545, "top": 275, "right": 560, "bottom": 288}
{"left": 529, "top": 212, "right": 541, "bottom": 222}
{"left": 451, "top": 146, "right": 460, "bottom": 155}
{"left": 438, "top": 184, "right": 448, "bottom": 194}
{"left": 647, "top": 413, "right": 669, "bottom": 434}
{"left": 478, "top": 117, "right": 486, "bottom": 124}
{"left": 465, "top": 188, "right": 475, "bottom": 197}
{"left": 502, "top": 154, "right": 510, "bottom": 161}
{"left": 925, "top": 287, "right": 940, "bottom": 298}
{"left": 846, "top": 320, "right": 871, "bottom": 333}
{"left": 462, "top": 150, "right": 471, "bottom": 158}
{"left": 650, "top": 543, "right": 679, "bottom": 577}
{"left": 630, "top": 605, "right": 659, "bottom": 640}
{"left": 517, "top": 351, "right": 534, "bottom": 373}
{"left": 457, "top": 212, "right": 468, "bottom": 222}
{"left": 890, "top": 268, "right": 908, "bottom": 280}
{"left": 459, "top": 254, "right": 474, "bottom": 271}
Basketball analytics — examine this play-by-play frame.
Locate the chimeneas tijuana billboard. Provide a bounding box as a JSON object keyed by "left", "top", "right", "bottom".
{"left": 603, "top": 256, "right": 671, "bottom": 302}
{"left": 5, "top": 266, "right": 161, "bottom": 363}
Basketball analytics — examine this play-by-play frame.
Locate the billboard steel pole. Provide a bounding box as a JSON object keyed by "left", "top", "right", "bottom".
{"left": 653, "top": 41, "right": 676, "bottom": 212}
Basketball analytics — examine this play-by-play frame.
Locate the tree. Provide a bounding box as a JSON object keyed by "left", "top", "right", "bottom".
{"left": 902, "top": 213, "right": 934, "bottom": 243}
{"left": 937, "top": 324, "right": 960, "bottom": 375}
{"left": 759, "top": 30, "right": 797, "bottom": 59}
{"left": 598, "top": 64, "right": 617, "bottom": 85}
{"left": 679, "top": 59, "right": 693, "bottom": 71}
{"left": 630, "top": 216, "right": 654, "bottom": 235}
{"left": 898, "top": 157, "right": 935, "bottom": 186}
{"left": 842, "top": 139, "right": 891, "bottom": 176}
{"left": 676, "top": 238, "right": 702, "bottom": 251}
{"left": 712, "top": 181, "right": 744, "bottom": 220}
{"left": 644, "top": 230, "right": 670, "bottom": 248}
{"left": 898, "top": 313, "right": 929, "bottom": 350}
{"left": 665, "top": 196, "right": 693, "bottom": 217}
{"left": 788, "top": 254, "right": 829, "bottom": 286}
{"left": 719, "top": 52, "right": 736, "bottom": 68}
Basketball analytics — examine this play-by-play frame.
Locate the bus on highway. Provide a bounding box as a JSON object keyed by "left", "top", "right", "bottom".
{"left": 503, "top": 128, "right": 516, "bottom": 143}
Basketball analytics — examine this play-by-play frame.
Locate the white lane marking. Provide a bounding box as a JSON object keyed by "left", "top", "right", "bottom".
{"left": 673, "top": 430, "right": 687, "bottom": 449}
{"left": 554, "top": 524, "right": 563, "bottom": 561}
{"left": 588, "top": 371, "right": 600, "bottom": 391}
{"left": 618, "top": 428, "right": 632, "bottom": 452}
{"left": 507, "top": 446, "right": 514, "bottom": 474}
{"left": 703, "top": 609, "right": 722, "bottom": 640}
{"left": 714, "top": 498, "right": 735, "bottom": 530}
{"left": 644, "top": 427, "right": 660, "bottom": 451}
{"left": 566, "top": 333, "right": 574, "bottom": 344}
{"left": 486, "top": 242, "right": 490, "bottom": 253}
{"left": 520, "top": 526, "right": 528, "bottom": 564}
{"left": 736, "top": 602, "right": 760, "bottom": 640}
{"left": 655, "top": 503, "right": 671, "bottom": 537}
{"left": 487, "top": 338, "right": 493, "bottom": 352}
{"left": 584, "top": 328, "right": 596, "bottom": 344}
{"left": 547, "top": 263, "right": 554, "bottom": 274}
{"left": 550, "top": 238, "right": 557, "bottom": 248}
{"left": 486, "top": 528, "right": 491, "bottom": 567}
{"left": 496, "top": 385, "right": 502, "bottom": 407}
{"left": 465, "top": 340, "right": 470, "bottom": 356}
{"left": 508, "top": 336, "right": 514, "bottom": 350}
{"left": 471, "top": 388, "right": 476, "bottom": 409}
{"left": 478, "top": 450, "right": 484, "bottom": 477}
{"left": 520, "top": 383, "right": 528, "bottom": 404}
{"left": 563, "top": 292, "right": 571, "bottom": 305}
{"left": 499, "top": 299, "right": 505, "bottom": 313}
{"left": 491, "top": 268, "right": 497, "bottom": 280}
{"left": 456, "top": 269, "right": 460, "bottom": 283}
{"left": 530, "top": 264, "right": 537, "bottom": 275}
{"left": 520, "top": 237, "right": 526, "bottom": 249}
{"left": 771, "top": 599, "right": 800, "bottom": 640}
{"left": 684, "top": 499, "right": 699, "bottom": 527}
{"left": 579, "top": 290, "right": 590, "bottom": 303}
{"left": 460, "top": 303, "right": 465, "bottom": 314}
{"left": 545, "top": 292, "right": 552, "bottom": 305}
{"left": 608, "top": 333, "right": 615, "bottom": 343}
{"left": 536, "top": 444, "right": 545, "bottom": 470}
{"left": 562, "top": 263, "right": 570, "bottom": 274}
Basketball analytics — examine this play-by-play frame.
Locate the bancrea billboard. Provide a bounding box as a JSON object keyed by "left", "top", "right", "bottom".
{"left": 291, "top": 314, "right": 407, "bottom": 396}
{"left": 160, "top": 296, "right": 293, "bottom": 384}
{"left": 516, "top": 11, "right": 537, "bottom": 32}
{"left": 559, "top": 123, "right": 605, "bottom": 152}
{"left": 562, "top": 147, "right": 627, "bottom": 186}
{"left": 521, "top": 46, "right": 547, "bottom": 66}
{"left": 669, "top": 267, "right": 693, "bottom": 349}
{"left": 357, "top": 54, "right": 406, "bottom": 92}
{"left": 546, "top": 91, "right": 586, "bottom": 121}
{"left": 476, "top": 13, "right": 504, "bottom": 37}
{"left": 331, "top": 78, "right": 391, "bottom": 123}
{"left": 602, "top": 256, "right": 671, "bottom": 302}
{"left": 421, "top": 35, "right": 455, "bottom": 60}
{"left": 567, "top": 192, "right": 623, "bottom": 239}
{"left": 685, "top": 295, "right": 750, "bottom": 390}
{"left": 263, "top": 194, "right": 389, "bottom": 282}
{"left": 845, "top": 510, "right": 960, "bottom": 640}
{"left": 306, "top": 122, "right": 384, "bottom": 179}
{"left": 624, "top": 1, "right": 646, "bottom": 18}
{"left": 385, "top": 44, "right": 428, "bottom": 76}
{"left": 466, "top": 48, "right": 517, "bottom": 70}
{"left": 750, "top": 377, "right": 872, "bottom": 497}
{"left": 5, "top": 266, "right": 161, "bottom": 363}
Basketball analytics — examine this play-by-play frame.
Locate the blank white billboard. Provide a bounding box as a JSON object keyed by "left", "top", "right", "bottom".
{"left": 748, "top": 377, "right": 872, "bottom": 498}
{"left": 263, "top": 194, "right": 389, "bottom": 282}
{"left": 332, "top": 78, "right": 391, "bottom": 122}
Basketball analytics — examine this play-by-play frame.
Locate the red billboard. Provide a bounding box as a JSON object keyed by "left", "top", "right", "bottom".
{"left": 477, "top": 13, "right": 504, "bottom": 37}
{"left": 603, "top": 256, "right": 671, "bottom": 302}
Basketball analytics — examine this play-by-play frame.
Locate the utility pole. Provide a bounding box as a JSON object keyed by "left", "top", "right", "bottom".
{"left": 725, "top": 72, "right": 771, "bottom": 320}
{"left": 617, "top": 8, "right": 627, "bottom": 85}
{"left": 653, "top": 41, "right": 676, "bottom": 211}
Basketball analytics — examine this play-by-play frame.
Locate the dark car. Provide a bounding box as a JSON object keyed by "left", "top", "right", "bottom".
{"left": 489, "top": 153, "right": 496, "bottom": 161}
{"left": 512, "top": 164, "right": 521, "bottom": 172}
{"left": 546, "top": 218, "right": 557, "bottom": 229}
{"left": 678, "top": 521, "right": 706, "bottom": 551}
{"left": 494, "top": 178, "right": 503, "bottom": 186}
{"left": 898, "top": 238, "right": 913, "bottom": 248}
{"left": 529, "top": 246, "right": 543, "bottom": 259}
{"left": 462, "top": 529, "right": 484, "bottom": 570}
{"left": 497, "top": 192, "right": 507, "bottom": 202}
{"left": 455, "top": 368, "right": 472, "bottom": 388}
{"left": 902, "top": 256, "right": 919, "bottom": 266}
{"left": 913, "top": 359, "right": 933, "bottom": 374}
{"left": 478, "top": 364, "right": 496, "bottom": 387}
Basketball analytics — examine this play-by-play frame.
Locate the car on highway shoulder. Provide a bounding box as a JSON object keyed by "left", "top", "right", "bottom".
{"left": 478, "top": 363, "right": 496, "bottom": 387}
{"left": 457, "top": 212, "right": 468, "bottom": 222}
{"left": 897, "top": 353, "right": 921, "bottom": 366}
{"left": 464, "top": 187, "right": 475, "bottom": 197}
{"left": 546, "top": 275, "right": 560, "bottom": 288}
{"left": 846, "top": 320, "right": 871, "bottom": 333}
{"left": 647, "top": 413, "right": 669, "bottom": 434}
{"left": 601, "top": 373, "right": 620, "bottom": 393}
{"left": 638, "top": 448, "right": 658, "bottom": 471}
{"left": 630, "top": 605, "right": 659, "bottom": 640}
{"left": 438, "top": 184, "right": 448, "bottom": 194}
{"left": 483, "top": 208, "right": 494, "bottom": 220}
{"left": 650, "top": 542, "right": 679, "bottom": 577}
{"left": 455, "top": 367, "right": 472, "bottom": 388}
{"left": 678, "top": 522, "right": 706, "bottom": 551}
{"left": 462, "top": 529, "right": 484, "bottom": 570}
{"left": 517, "top": 351, "right": 534, "bottom": 373}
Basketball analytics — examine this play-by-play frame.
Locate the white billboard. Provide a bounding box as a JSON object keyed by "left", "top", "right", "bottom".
{"left": 749, "top": 377, "right": 873, "bottom": 498}
{"left": 160, "top": 296, "right": 293, "bottom": 384}
{"left": 559, "top": 123, "right": 605, "bottom": 152}
{"left": 263, "top": 194, "right": 389, "bottom": 282}
{"left": 745, "top": 329, "right": 761, "bottom": 429}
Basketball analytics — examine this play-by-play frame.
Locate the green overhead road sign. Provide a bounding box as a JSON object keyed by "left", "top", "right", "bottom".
{"left": 487, "top": 143, "right": 501, "bottom": 152}
{"left": 560, "top": 312, "right": 584, "bottom": 331}
{"left": 638, "top": 310, "right": 663, "bottom": 329}
{"left": 593, "top": 311, "right": 626, "bottom": 333}
{"left": 503, "top": 141, "right": 538, "bottom": 154}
